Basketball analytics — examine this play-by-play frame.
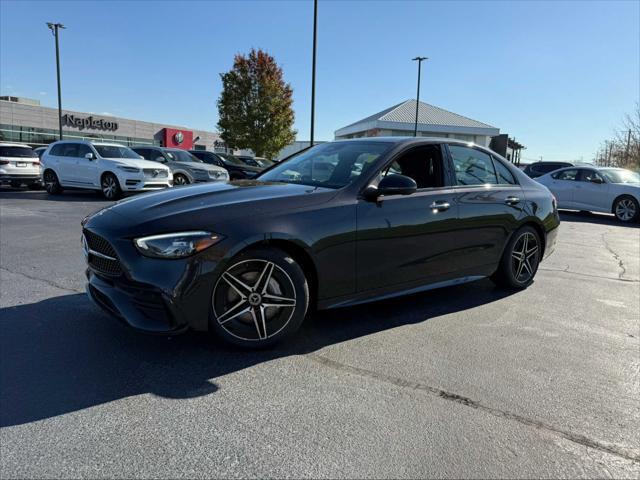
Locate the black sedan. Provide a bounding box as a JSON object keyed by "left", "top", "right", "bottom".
{"left": 188, "top": 150, "right": 262, "bottom": 180}
{"left": 82, "top": 138, "right": 559, "bottom": 348}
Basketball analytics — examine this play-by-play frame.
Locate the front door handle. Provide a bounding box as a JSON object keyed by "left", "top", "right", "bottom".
{"left": 505, "top": 196, "right": 520, "bottom": 205}
{"left": 429, "top": 200, "right": 451, "bottom": 211}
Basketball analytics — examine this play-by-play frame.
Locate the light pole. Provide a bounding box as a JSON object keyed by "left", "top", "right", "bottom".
{"left": 47, "top": 22, "right": 65, "bottom": 140}
{"left": 310, "top": 0, "right": 318, "bottom": 148}
{"left": 412, "top": 56, "right": 428, "bottom": 137}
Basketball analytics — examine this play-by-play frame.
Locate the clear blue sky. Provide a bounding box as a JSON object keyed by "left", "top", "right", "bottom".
{"left": 1, "top": 0, "right": 638, "bottom": 161}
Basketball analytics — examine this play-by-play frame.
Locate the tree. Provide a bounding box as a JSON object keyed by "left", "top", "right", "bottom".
{"left": 217, "top": 49, "right": 296, "bottom": 159}
{"left": 594, "top": 103, "right": 640, "bottom": 170}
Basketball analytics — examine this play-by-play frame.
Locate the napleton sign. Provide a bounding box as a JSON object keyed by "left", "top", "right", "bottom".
{"left": 62, "top": 114, "right": 118, "bottom": 131}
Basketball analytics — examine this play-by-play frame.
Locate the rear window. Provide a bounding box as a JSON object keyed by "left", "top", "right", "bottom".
{"left": 0, "top": 146, "right": 37, "bottom": 158}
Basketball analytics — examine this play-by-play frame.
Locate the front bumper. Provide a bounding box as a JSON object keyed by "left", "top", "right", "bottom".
{"left": 83, "top": 225, "right": 224, "bottom": 334}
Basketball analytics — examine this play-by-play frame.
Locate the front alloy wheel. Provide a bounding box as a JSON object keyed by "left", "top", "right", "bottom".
{"left": 174, "top": 174, "right": 189, "bottom": 186}
{"left": 211, "top": 248, "right": 309, "bottom": 348}
{"left": 614, "top": 196, "right": 639, "bottom": 223}
{"left": 101, "top": 173, "right": 122, "bottom": 200}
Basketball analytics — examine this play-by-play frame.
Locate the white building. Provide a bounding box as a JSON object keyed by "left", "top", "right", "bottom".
{"left": 334, "top": 99, "right": 500, "bottom": 147}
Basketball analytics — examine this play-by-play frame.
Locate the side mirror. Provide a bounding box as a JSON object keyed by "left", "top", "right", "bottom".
{"left": 590, "top": 177, "right": 604, "bottom": 184}
{"left": 378, "top": 174, "right": 417, "bottom": 196}
{"left": 155, "top": 156, "right": 166, "bottom": 163}
{"left": 84, "top": 152, "right": 95, "bottom": 160}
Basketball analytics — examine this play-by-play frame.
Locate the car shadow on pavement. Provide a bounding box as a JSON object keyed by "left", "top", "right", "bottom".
{"left": 559, "top": 210, "right": 639, "bottom": 228}
{"left": 0, "top": 280, "right": 514, "bottom": 428}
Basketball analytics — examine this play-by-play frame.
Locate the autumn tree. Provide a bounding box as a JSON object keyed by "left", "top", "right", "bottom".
{"left": 217, "top": 49, "right": 296, "bottom": 159}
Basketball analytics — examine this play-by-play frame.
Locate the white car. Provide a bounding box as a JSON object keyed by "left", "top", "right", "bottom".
{"left": 41, "top": 141, "right": 173, "bottom": 200}
{"left": 0, "top": 142, "right": 42, "bottom": 188}
{"left": 536, "top": 166, "right": 640, "bottom": 223}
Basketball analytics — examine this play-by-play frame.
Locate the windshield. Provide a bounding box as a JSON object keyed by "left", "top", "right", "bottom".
{"left": 167, "top": 150, "right": 203, "bottom": 163}
{"left": 0, "top": 146, "right": 37, "bottom": 158}
{"left": 599, "top": 169, "right": 640, "bottom": 184}
{"left": 94, "top": 145, "right": 141, "bottom": 159}
{"left": 258, "top": 141, "right": 392, "bottom": 189}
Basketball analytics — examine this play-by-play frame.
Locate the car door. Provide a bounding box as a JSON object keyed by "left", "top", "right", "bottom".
{"left": 574, "top": 168, "right": 610, "bottom": 212}
{"left": 546, "top": 168, "right": 579, "bottom": 208}
{"left": 56, "top": 143, "right": 80, "bottom": 184}
{"left": 356, "top": 144, "right": 460, "bottom": 292}
{"left": 74, "top": 143, "right": 100, "bottom": 187}
{"left": 446, "top": 144, "right": 524, "bottom": 274}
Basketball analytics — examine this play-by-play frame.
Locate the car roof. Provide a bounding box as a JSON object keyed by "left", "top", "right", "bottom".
{"left": 0, "top": 142, "right": 33, "bottom": 148}
{"left": 50, "top": 140, "right": 127, "bottom": 148}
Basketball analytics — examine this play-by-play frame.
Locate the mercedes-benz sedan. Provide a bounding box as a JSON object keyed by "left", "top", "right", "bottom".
{"left": 82, "top": 138, "right": 559, "bottom": 348}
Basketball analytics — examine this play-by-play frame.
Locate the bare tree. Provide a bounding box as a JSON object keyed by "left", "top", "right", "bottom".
{"left": 594, "top": 103, "right": 640, "bottom": 170}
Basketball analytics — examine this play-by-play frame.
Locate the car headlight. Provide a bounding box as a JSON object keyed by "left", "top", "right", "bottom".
{"left": 210, "top": 170, "right": 228, "bottom": 179}
{"left": 117, "top": 166, "right": 140, "bottom": 173}
{"left": 134, "top": 231, "right": 222, "bottom": 259}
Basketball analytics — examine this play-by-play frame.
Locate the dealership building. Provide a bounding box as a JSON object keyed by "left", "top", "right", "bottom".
{"left": 0, "top": 96, "right": 225, "bottom": 152}
{"left": 334, "top": 99, "right": 526, "bottom": 163}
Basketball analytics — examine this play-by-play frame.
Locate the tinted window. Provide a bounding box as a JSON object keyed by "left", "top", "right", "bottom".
{"left": 381, "top": 145, "right": 444, "bottom": 189}
{"left": 0, "top": 146, "right": 37, "bottom": 158}
{"left": 76, "top": 144, "right": 93, "bottom": 158}
{"left": 49, "top": 144, "right": 64, "bottom": 156}
{"left": 259, "top": 141, "right": 391, "bottom": 189}
{"left": 449, "top": 145, "right": 498, "bottom": 185}
{"left": 60, "top": 143, "right": 79, "bottom": 157}
{"left": 493, "top": 158, "right": 516, "bottom": 184}
{"left": 167, "top": 149, "right": 203, "bottom": 163}
{"left": 553, "top": 169, "right": 578, "bottom": 180}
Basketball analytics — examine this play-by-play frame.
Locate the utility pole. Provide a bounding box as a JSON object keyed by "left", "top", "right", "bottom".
{"left": 412, "top": 56, "right": 428, "bottom": 137}
{"left": 47, "top": 22, "right": 66, "bottom": 140}
{"left": 309, "top": 0, "right": 317, "bottom": 148}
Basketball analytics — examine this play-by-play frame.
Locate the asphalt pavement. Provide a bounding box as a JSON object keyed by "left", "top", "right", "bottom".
{"left": 1, "top": 187, "right": 639, "bottom": 478}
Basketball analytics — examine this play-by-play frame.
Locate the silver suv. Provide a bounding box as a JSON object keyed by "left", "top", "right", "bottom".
{"left": 131, "top": 146, "right": 228, "bottom": 185}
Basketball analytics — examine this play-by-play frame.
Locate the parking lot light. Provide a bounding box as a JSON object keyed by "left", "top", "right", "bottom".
{"left": 46, "top": 22, "right": 66, "bottom": 140}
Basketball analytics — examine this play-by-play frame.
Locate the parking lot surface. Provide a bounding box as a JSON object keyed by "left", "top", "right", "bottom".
{"left": 1, "top": 188, "right": 639, "bottom": 478}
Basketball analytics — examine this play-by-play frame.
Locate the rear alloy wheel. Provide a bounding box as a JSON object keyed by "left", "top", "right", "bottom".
{"left": 613, "top": 196, "right": 639, "bottom": 223}
{"left": 43, "top": 170, "right": 63, "bottom": 194}
{"left": 211, "top": 248, "right": 309, "bottom": 348}
{"left": 491, "top": 226, "right": 541, "bottom": 289}
{"left": 174, "top": 174, "right": 189, "bottom": 186}
{"left": 101, "top": 173, "right": 122, "bottom": 200}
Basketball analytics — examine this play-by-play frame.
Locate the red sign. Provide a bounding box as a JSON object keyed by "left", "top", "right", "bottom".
{"left": 162, "top": 128, "right": 193, "bottom": 150}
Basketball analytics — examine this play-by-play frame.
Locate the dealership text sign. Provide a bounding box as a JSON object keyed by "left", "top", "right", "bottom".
{"left": 62, "top": 114, "right": 118, "bottom": 131}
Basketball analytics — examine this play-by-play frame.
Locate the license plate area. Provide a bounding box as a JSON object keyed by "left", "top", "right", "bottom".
{"left": 16, "top": 162, "right": 27, "bottom": 167}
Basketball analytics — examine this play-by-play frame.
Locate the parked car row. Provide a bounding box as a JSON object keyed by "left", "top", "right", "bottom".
{"left": 1, "top": 140, "right": 278, "bottom": 199}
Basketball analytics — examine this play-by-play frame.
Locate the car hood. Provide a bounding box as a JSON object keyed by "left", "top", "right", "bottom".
{"left": 173, "top": 161, "right": 226, "bottom": 173}
{"left": 103, "top": 157, "right": 171, "bottom": 170}
{"left": 85, "top": 180, "right": 338, "bottom": 234}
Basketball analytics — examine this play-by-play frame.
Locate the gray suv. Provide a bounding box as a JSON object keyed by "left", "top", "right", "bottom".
{"left": 132, "top": 146, "right": 228, "bottom": 185}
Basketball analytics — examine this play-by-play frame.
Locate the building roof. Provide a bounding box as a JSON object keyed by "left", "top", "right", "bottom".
{"left": 335, "top": 100, "right": 499, "bottom": 137}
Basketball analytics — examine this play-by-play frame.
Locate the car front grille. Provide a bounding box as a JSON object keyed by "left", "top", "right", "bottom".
{"left": 143, "top": 168, "right": 168, "bottom": 179}
{"left": 83, "top": 230, "right": 123, "bottom": 276}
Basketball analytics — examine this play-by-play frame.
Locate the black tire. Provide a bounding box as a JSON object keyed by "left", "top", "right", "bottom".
{"left": 613, "top": 195, "right": 639, "bottom": 223}
{"left": 101, "top": 173, "right": 122, "bottom": 200}
{"left": 210, "top": 247, "right": 309, "bottom": 348}
{"left": 174, "top": 173, "right": 190, "bottom": 186}
{"left": 43, "top": 170, "right": 63, "bottom": 194}
{"left": 491, "top": 226, "right": 541, "bottom": 289}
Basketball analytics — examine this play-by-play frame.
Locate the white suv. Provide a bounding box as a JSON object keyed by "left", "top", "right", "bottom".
{"left": 0, "top": 143, "right": 42, "bottom": 188}
{"left": 42, "top": 141, "right": 173, "bottom": 200}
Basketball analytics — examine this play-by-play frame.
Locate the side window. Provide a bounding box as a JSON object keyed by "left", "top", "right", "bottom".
{"left": 579, "top": 169, "right": 604, "bottom": 183}
{"left": 552, "top": 169, "right": 578, "bottom": 181}
{"left": 492, "top": 157, "right": 516, "bottom": 185}
{"left": 76, "top": 144, "right": 92, "bottom": 158}
{"left": 381, "top": 145, "right": 445, "bottom": 189}
{"left": 49, "top": 144, "right": 64, "bottom": 156}
{"left": 449, "top": 145, "right": 497, "bottom": 185}
{"left": 60, "top": 143, "right": 78, "bottom": 157}
{"left": 134, "top": 149, "right": 150, "bottom": 160}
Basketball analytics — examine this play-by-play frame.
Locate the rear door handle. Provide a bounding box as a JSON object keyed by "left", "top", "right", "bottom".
{"left": 429, "top": 200, "right": 450, "bottom": 211}
{"left": 505, "top": 196, "right": 520, "bottom": 205}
